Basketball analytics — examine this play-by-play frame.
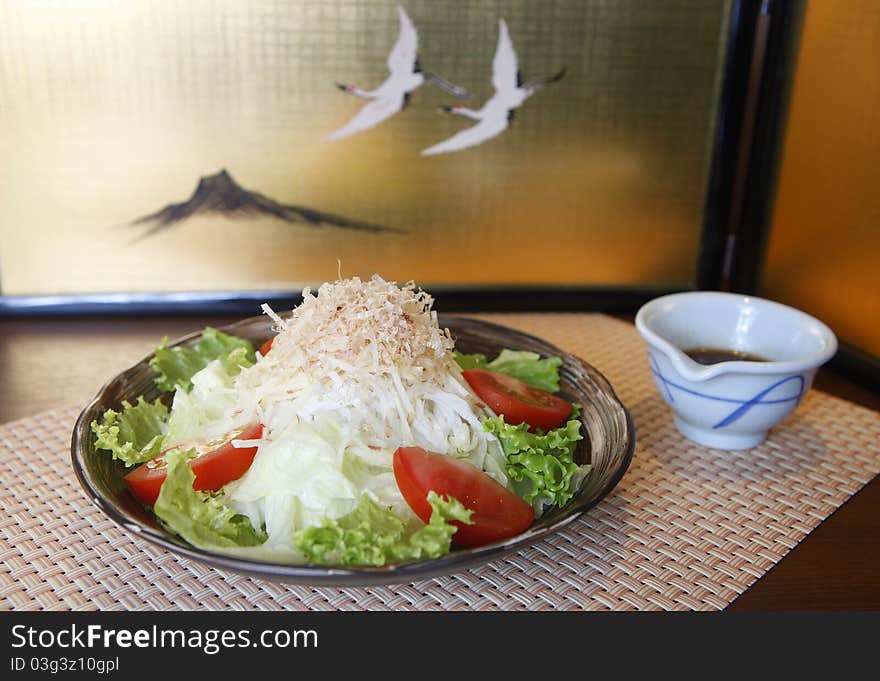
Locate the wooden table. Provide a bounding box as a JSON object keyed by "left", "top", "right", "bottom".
{"left": 2, "top": 314, "right": 878, "bottom": 610}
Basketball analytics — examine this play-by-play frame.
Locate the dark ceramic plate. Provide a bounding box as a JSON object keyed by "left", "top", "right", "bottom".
{"left": 71, "top": 315, "right": 635, "bottom": 586}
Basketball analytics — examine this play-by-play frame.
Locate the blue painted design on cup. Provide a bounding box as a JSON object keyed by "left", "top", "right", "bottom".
{"left": 649, "top": 356, "right": 676, "bottom": 403}
{"left": 649, "top": 360, "right": 805, "bottom": 429}
{"left": 711, "top": 375, "right": 805, "bottom": 428}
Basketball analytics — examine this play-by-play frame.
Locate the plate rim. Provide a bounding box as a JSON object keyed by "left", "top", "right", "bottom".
{"left": 70, "top": 314, "right": 636, "bottom": 586}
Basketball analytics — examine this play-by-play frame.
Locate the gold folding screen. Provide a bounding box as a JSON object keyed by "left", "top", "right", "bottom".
{"left": 0, "top": 1, "right": 731, "bottom": 297}
{"left": 759, "top": 0, "right": 880, "bottom": 356}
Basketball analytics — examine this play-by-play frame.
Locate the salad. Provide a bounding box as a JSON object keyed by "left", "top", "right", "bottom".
{"left": 91, "top": 276, "right": 589, "bottom": 566}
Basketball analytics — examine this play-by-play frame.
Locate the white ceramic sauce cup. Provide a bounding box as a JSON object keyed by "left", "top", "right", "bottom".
{"left": 635, "top": 292, "right": 837, "bottom": 450}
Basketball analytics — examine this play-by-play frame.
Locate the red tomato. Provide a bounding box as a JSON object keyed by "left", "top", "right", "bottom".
{"left": 124, "top": 422, "right": 264, "bottom": 507}
{"left": 462, "top": 368, "right": 572, "bottom": 432}
{"left": 259, "top": 337, "right": 275, "bottom": 356}
{"left": 393, "top": 446, "right": 534, "bottom": 547}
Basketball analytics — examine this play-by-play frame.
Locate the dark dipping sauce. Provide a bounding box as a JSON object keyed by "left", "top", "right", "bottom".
{"left": 684, "top": 347, "right": 770, "bottom": 365}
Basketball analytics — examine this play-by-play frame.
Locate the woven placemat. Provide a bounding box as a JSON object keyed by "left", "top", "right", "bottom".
{"left": 1, "top": 313, "right": 879, "bottom": 611}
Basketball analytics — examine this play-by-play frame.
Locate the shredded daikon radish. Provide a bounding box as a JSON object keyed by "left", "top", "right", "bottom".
{"left": 232, "top": 275, "right": 503, "bottom": 477}
{"left": 213, "top": 276, "right": 508, "bottom": 547}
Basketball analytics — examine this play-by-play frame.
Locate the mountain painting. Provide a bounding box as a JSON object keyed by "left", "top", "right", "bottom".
{"left": 0, "top": 1, "right": 731, "bottom": 297}
{"left": 130, "top": 170, "right": 401, "bottom": 242}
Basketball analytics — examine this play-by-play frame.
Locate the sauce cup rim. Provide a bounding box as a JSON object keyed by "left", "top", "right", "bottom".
{"left": 635, "top": 291, "right": 838, "bottom": 382}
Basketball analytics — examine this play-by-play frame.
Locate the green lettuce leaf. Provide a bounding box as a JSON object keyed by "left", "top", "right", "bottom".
{"left": 91, "top": 396, "right": 168, "bottom": 467}
{"left": 483, "top": 405, "right": 586, "bottom": 509}
{"left": 162, "top": 359, "right": 249, "bottom": 448}
{"left": 488, "top": 349, "right": 564, "bottom": 393}
{"left": 452, "top": 351, "right": 489, "bottom": 371}
{"left": 150, "top": 327, "right": 256, "bottom": 393}
{"left": 294, "top": 492, "right": 473, "bottom": 567}
{"left": 153, "top": 447, "right": 266, "bottom": 548}
{"left": 454, "top": 348, "right": 563, "bottom": 393}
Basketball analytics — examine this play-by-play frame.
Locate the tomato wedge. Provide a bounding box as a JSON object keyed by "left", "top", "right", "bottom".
{"left": 259, "top": 337, "right": 275, "bottom": 356}
{"left": 462, "top": 368, "right": 572, "bottom": 432}
{"left": 124, "top": 422, "right": 264, "bottom": 507}
{"left": 393, "top": 446, "right": 534, "bottom": 547}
